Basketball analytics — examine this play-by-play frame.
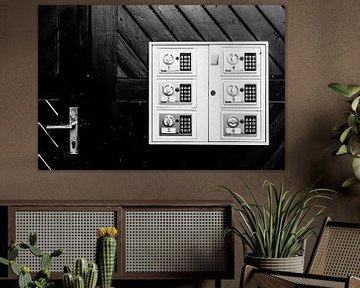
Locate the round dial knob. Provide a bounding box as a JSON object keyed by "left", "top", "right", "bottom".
{"left": 227, "top": 53, "right": 239, "bottom": 65}
{"left": 162, "top": 85, "right": 174, "bottom": 96}
{"left": 227, "top": 115, "right": 239, "bottom": 128}
{"left": 163, "top": 54, "right": 174, "bottom": 65}
{"left": 163, "top": 115, "right": 175, "bottom": 127}
{"left": 227, "top": 85, "right": 239, "bottom": 97}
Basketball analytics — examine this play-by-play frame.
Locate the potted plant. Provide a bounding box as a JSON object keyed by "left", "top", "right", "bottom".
{"left": 328, "top": 83, "right": 360, "bottom": 187}
{"left": 220, "top": 179, "right": 335, "bottom": 273}
{"left": 62, "top": 258, "right": 98, "bottom": 288}
{"left": 0, "top": 232, "right": 63, "bottom": 288}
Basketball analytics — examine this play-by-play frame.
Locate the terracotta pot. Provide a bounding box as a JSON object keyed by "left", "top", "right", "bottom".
{"left": 245, "top": 254, "right": 305, "bottom": 273}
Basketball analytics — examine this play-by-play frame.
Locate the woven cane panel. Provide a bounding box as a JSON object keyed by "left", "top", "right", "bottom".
{"left": 15, "top": 211, "right": 115, "bottom": 272}
{"left": 310, "top": 226, "right": 360, "bottom": 277}
{"left": 125, "top": 210, "right": 227, "bottom": 273}
{"left": 277, "top": 275, "right": 345, "bottom": 288}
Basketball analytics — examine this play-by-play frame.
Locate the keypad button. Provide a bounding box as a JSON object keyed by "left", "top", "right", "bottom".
{"left": 180, "top": 115, "right": 192, "bottom": 134}
{"left": 244, "top": 84, "right": 257, "bottom": 102}
{"left": 180, "top": 84, "right": 192, "bottom": 102}
{"left": 180, "top": 53, "right": 191, "bottom": 71}
{"left": 244, "top": 53, "right": 256, "bottom": 71}
{"left": 244, "top": 116, "right": 257, "bottom": 134}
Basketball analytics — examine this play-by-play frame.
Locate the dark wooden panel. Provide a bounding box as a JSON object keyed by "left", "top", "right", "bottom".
{"left": 257, "top": 5, "right": 285, "bottom": 39}
{"left": 151, "top": 5, "right": 203, "bottom": 41}
{"left": 117, "top": 65, "right": 128, "bottom": 78}
{"left": 38, "top": 6, "right": 59, "bottom": 77}
{"left": 117, "top": 6, "right": 151, "bottom": 65}
{"left": 177, "top": 5, "right": 229, "bottom": 41}
{"left": 125, "top": 5, "right": 176, "bottom": 41}
{"left": 204, "top": 5, "right": 283, "bottom": 78}
{"left": 38, "top": 34, "right": 59, "bottom": 78}
{"left": 92, "top": 5, "right": 118, "bottom": 100}
{"left": 116, "top": 79, "right": 148, "bottom": 102}
{"left": 231, "top": 5, "right": 285, "bottom": 72}
{"left": 269, "top": 80, "right": 285, "bottom": 102}
{"left": 38, "top": 6, "right": 58, "bottom": 48}
{"left": 59, "top": 6, "right": 78, "bottom": 83}
{"left": 117, "top": 32, "right": 148, "bottom": 78}
{"left": 203, "top": 5, "right": 252, "bottom": 40}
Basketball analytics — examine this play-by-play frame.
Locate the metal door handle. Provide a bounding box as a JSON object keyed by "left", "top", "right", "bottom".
{"left": 46, "top": 122, "right": 77, "bottom": 130}
{"left": 45, "top": 107, "right": 78, "bottom": 155}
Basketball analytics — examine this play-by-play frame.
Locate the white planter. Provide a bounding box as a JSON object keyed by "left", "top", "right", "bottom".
{"left": 245, "top": 254, "right": 305, "bottom": 273}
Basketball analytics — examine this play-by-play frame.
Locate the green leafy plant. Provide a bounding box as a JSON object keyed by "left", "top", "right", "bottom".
{"left": 0, "top": 232, "right": 63, "bottom": 288}
{"left": 220, "top": 179, "right": 335, "bottom": 258}
{"left": 328, "top": 83, "right": 360, "bottom": 187}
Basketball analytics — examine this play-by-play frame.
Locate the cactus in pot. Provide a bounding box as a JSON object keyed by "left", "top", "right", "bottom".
{"left": 96, "top": 227, "right": 118, "bottom": 288}
{"left": 0, "top": 232, "right": 63, "bottom": 288}
{"left": 62, "top": 259, "right": 98, "bottom": 288}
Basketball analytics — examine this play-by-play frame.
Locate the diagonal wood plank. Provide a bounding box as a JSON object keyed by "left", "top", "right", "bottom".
{"left": 117, "top": 65, "right": 128, "bottom": 78}
{"left": 231, "top": 5, "right": 285, "bottom": 71}
{"left": 203, "top": 5, "right": 252, "bottom": 40}
{"left": 117, "top": 5, "right": 151, "bottom": 65}
{"left": 117, "top": 32, "right": 148, "bottom": 78}
{"left": 205, "top": 5, "right": 282, "bottom": 77}
{"left": 257, "top": 5, "right": 285, "bottom": 39}
{"left": 125, "top": 5, "right": 176, "bottom": 41}
{"left": 151, "top": 5, "right": 203, "bottom": 41}
{"left": 178, "top": 5, "right": 228, "bottom": 41}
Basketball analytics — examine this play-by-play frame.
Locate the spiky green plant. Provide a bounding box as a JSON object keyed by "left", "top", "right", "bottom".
{"left": 0, "top": 232, "right": 63, "bottom": 288}
{"left": 221, "top": 178, "right": 335, "bottom": 258}
{"left": 96, "top": 227, "right": 118, "bottom": 288}
{"left": 62, "top": 260, "right": 98, "bottom": 288}
{"left": 328, "top": 83, "right": 360, "bottom": 187}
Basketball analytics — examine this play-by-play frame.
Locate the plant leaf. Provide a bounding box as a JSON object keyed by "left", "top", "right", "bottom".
{"left": 352, "top": 157, "right": 360, "bottom": 179}
{"left": 342, "top": 177, "right": 360, "bottom": 188}
{"left": 328, "top": 83, "right": 351, "bottom": 97}
{"left": 349, "top": 135, "right": 360, "bottom": 157}
{"left": 0, "top": 257, "right": 9, "bottom": 266}
{"left": 336, "top": 144, "right": 348, "bottom": 155}
{"left": 347, "top": 85, "right": 360, "bottom": 97}
{"left": 347, "top": 114, "right": 356, "bottom": 128}
{"left": 351, "top": 96, "right": 360, "bottom": 111}
{"left": 340, "top": 126, "right": 353, "bottom": 143}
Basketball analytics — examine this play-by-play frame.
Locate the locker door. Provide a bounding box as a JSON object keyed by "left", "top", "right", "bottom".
{"left": 208, "top": 44, "right": 269, "bottom": 145}
{"left": 149, "top": 44, "right": 208, "bottom": 144}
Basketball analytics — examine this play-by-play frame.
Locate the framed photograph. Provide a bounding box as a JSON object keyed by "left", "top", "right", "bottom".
{"left": 38, "top": 5, "right": 285, "bottom": 170}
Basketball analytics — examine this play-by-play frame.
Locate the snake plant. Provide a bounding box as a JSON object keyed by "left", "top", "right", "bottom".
{"left": 328, "top": 83, "right": 360, "bottom": 187}
{"left": 221, "top": 178, "right": 335, "bottom": 258}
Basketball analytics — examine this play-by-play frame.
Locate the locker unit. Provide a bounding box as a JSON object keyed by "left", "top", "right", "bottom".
{"left": 149, "top": 42, "right": 269, "bottom": 145}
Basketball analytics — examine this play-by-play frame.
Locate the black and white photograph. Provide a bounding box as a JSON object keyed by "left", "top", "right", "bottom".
{"left": 38, "top": 5, "right": 285, "bottom": 170}
{"left": 2, "top": 1, "right": 360, "bottom": 288}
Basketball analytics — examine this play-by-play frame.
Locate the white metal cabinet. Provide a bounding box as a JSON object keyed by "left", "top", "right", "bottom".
{"left": 149, "top": 42, "right": 268, "bottom": 145}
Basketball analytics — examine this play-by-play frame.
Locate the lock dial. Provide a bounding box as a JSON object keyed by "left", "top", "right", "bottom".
{"left": 227, "top": 53, "right": 239, "bottom": 65}
{"left": 162, "top": 85, "right": 174, "bottom": 96}
{"left": 227, "top": 115, "right": 239, "bottom": 128}
{"left": 162, "top": 115, "right": 175, "bottom": 127}
{"left": 227, "top": 85, "right": 239, "bottom": 97}
{"left": 163, "top": 54, "right": 175, "bottom": 65}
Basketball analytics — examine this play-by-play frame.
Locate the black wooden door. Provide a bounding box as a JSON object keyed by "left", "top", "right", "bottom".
{"left": 38, "top": 5, "right": 285, "bottom": 170}
{"left": 38, "top": 6, "right": 113, "bottom": 169}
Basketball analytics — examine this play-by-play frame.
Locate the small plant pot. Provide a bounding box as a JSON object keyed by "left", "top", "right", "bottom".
{"left": 245, "top": 254, "right": 305, "bottom": 273}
